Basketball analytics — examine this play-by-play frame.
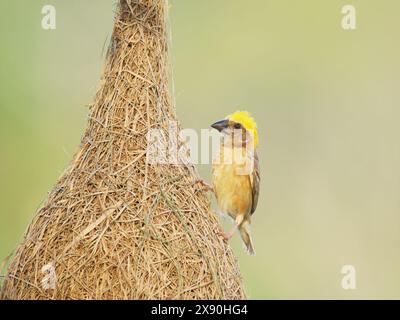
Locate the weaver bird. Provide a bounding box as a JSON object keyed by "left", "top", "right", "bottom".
{"left": 211, "top": 111, "right": 260, "bottom": 255}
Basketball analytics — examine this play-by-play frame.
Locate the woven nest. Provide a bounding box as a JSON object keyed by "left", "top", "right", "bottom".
{"left": 0, "top": 0, "right": 246, "bottom": 300}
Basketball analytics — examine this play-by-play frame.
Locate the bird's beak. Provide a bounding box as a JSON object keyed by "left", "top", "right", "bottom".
{"left": 211, "top": 119, "right": 229, "bottom": 132}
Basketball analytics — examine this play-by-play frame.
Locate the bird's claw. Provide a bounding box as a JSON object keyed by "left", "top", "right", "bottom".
{"left": 215, "top": 228, "right": 230, "bottom": 242}
{"left": 194, "top": 179, "right": 214, "bottom": 193}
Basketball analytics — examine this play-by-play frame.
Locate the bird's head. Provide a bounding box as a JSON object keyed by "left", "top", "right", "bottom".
{"left": 211, "top": 111, "right": 258, "bottom": 148}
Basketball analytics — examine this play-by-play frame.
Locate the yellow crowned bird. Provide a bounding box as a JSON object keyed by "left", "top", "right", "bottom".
{"left": 211, "top": 111, "right": 260, "bottom": 255}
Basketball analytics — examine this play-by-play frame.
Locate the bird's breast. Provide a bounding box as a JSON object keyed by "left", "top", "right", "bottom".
{"left": 212, "top": 148, "right": 253, "bottom": 217}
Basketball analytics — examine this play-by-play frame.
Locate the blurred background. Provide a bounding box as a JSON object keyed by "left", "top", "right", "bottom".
{"left": 1, "top": 0, "right": 400, "bottom": 299}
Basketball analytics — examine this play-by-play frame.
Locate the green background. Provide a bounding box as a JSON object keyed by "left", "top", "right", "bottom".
{"left": 1, "top": 0, "right": 400, "bottom": 299}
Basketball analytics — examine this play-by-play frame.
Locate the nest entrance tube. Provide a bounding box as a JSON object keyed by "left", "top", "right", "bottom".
{"left": 1, "top": 0, "right": 246, "bottom": 300}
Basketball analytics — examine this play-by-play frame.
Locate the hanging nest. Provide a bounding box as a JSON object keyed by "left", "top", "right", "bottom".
{"left": 0, "top": 0, "right": 246, "bottom": 300}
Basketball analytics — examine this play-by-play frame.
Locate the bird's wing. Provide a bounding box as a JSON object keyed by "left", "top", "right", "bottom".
{"left": 250, "top": 151, "right": 260, "bottom": 215}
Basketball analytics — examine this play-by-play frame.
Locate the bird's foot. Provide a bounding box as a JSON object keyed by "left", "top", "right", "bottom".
{"left": 216, "top": 229, "right": 230, "bottom": 242}
{"left": 216, "top": 227, "right": 236, "bottom": 242}
{"left": 194, "top": 179, "right": 214, "bottom": 193}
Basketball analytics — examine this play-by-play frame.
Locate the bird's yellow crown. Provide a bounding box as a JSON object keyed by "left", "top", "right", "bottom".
{"left": 227, "top": 111, "right": 259, "bottom": 147}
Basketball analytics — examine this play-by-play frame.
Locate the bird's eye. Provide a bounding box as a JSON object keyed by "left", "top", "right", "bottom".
{"left": 234, "top": 123, "right": 242, "bottom": 129}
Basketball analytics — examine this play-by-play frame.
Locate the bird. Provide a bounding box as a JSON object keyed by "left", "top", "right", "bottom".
{"left": 210, "top": 111, "right": 260, "bottom": 255}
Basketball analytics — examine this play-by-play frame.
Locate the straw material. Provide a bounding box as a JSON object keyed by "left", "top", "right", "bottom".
{"left": 0, "top": 0, "right": 246, "bottom": 300}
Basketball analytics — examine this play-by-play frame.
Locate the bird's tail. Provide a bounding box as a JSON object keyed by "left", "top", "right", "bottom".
{"left": 239, "top": 220, "right": 255, "bottom": 256}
